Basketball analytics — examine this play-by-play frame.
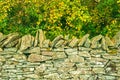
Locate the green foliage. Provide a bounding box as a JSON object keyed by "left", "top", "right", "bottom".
{"left": 0, "top": 0, "right": 120, "bottom": 40}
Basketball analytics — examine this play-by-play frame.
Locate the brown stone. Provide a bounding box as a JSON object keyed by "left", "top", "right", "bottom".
{"left": 28, "top": 54, "right": 52, "bottom": 62}
{"left": 69, "top": 37, "right": 79, "bottom": 47}
{"left": 19, "top": 34, "right": 34, "bottom": 51}
{"left": 78, "top": 34, "right": 89, "bottom": 47}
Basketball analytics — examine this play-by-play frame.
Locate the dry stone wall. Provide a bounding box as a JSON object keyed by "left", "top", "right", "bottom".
{"left": 0, "top": 29, "right": 120, "bottom": 80}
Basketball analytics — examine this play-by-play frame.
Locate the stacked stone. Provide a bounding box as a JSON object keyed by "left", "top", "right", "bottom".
{"left": 0, "top": 30, "right": 120, "bottom": 80}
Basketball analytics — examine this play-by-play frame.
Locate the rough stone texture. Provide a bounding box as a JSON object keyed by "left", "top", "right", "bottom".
{"left": 113, "top": 31, "right": 120, "bottom": 47}
{"left": 91, "top": 35, "right": 103, "bottom": 48}
{"left": 78, "top": 34, "right": 89, "bottom": 47}
{"left": 0, "top": 31, "right": 120, "bottom": 80}
{"left": 19, "top": 34, "right": 34, "bottom": 51}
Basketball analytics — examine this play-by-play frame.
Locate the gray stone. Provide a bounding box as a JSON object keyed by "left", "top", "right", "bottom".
{"left": 19, "top": 34, "right": 34, "bottom": 51}
{"left": 28, "top": 54, "right": 52, "bottom": 62}
{"left": 113, "top": 31, "right": 120, "bottom": 47}
{"left": 23, "top": 47, "right": 40, "bottom": 54}
{"left": 35, "top": 64, "right": 46, "bottom": 73}
{"left": 105, "top": 36, "right": 114, "bottom": 47}
{"left": 69, "top": 37, "right": 79, "bottom": 47}
{"left": 78, "top": 34, "right": 89, "bottom": 47}
{"left": 51, "top": 35, "right": 64, "bottom": 48}
{"left": 91, "top": 35, "right": 103, "bottom": 48}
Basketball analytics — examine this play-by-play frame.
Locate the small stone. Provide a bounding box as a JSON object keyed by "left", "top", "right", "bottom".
{"left": 23, "top": 47, "right": 40, "bottom": 54}
{"left": 0, "top": 48, "right": 3, "bottom": 52}
{"left": 78, "top": 34, "right": 89, "bottom": 47}
{"left": 35, "top": 64, "right": 46, "bottom": 73}
{"left": 13, "top": 54, "right": 27, "bottom": 61}
{"left": 44, "top": 73, "right": 61, "bottom": 80}
{"left": 28, "top": 54, "right": 52, "bottom": 62}
{"left": 41, "top": 51, "right": 54, "bottom": 56}
{"left": 93, "top": 68, "right": 105, "bottom": 74}
{"left": 68, "top": 55, "right": 84, "bottom": 63}
{"left": 23, "top": 74, "right": 39, "bottom": 79}
{"left": 0, "top": 56, "right": 5, "bottom": 62}
{"left": 91, "top": 35, "right": 103, "bottom": 48}
{"left": 69, "top": 37, "right": 79, "bottom": 47}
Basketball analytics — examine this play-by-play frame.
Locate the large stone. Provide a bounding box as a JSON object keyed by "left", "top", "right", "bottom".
{"left": 84, "top": 38, "right": 91, "bottom": 48}
{"left": 19, "top": 34, "right": 34, "bottom": 51}
{"left": 69, "top": 37, "right": 79, "bottom": 47}
{"left": 51, "top": 35, "right": 64, "bottom": 48}
{"left": 0, "top": 33, "right": 20, "bottom": 48}
{"left": 105, "top": 36, "right": 114, "bottom": 47}
{"left": 28, "top": 54, "right": 52, "bottom": 62}
{"left": 91, "top": 35, "right": 103, "bottom": 48}
{"left": 101, "top": 37, "right": 108, "bottom": 50}
{"left": 34, "top": 29, "right": 46, "bottom": 47}
{"left": 113, "top": 31, "right": 120, "bottom": 47}
{"left": 78, "top": 34, "right": 89, "bottom": 47}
